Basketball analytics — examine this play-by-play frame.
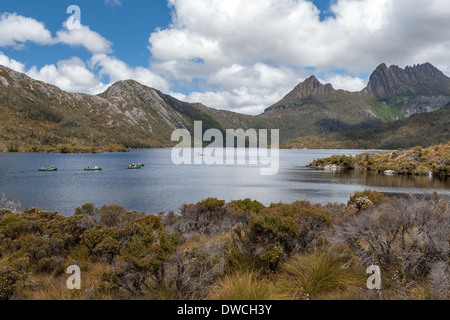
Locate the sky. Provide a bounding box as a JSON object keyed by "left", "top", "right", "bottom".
{"left": 1, "top": 0, "right": 450, "bottom": 115}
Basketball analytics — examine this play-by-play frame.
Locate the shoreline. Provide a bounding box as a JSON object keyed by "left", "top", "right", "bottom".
{"left": 308, "top": 143, "right": 450, "bottom": 177}
{"left": 0, "top": 146, "right": 389, "bottom": 155}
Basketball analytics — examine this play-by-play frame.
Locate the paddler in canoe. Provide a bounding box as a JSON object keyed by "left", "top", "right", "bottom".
{"left": 84, "top": 165, "right": 102, "bottom": 171}
{"left": 128, "top": 163, "right": 142, "bottom": 169}
{"left": 39, "top": 166, "right": 57, "bottom": 172}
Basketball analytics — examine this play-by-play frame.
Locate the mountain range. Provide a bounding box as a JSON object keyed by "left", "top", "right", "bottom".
{"left": 0, "top": 62, "right": 449, "bottom": 152}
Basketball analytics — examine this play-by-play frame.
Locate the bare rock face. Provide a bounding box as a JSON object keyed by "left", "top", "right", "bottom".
{"left": 98, "top": 80, "right": 191, "bottom": 130}
{"left": 265, "top": 76, "right": 336, "bottom": 112}
{"left": 364, "top": 63, "right": 450, "bottom": 98}
{"left": 284, "top": 76, "right": 335, "bottom": 100}
{"left": 398, "top": 95, "right": 450, "bottom": 117}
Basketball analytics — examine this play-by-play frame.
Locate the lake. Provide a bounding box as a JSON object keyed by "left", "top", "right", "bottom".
{"left": 0, "top": 148, "right": 448, "bottom": 216}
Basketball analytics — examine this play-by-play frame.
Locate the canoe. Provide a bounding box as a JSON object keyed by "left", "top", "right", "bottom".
{"left": 128, "top": 165, "right": 142, "bottom": 170}
{"left": 39, "top": 168, "right": 57, "bottom": 172}
{"left": 84, "top": 168, "right": 102, "bottom": 171}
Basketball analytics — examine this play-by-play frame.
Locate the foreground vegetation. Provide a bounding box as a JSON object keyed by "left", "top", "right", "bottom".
{"left": 309, "top": 143, "right": 450, "bottom": 176}
{"left": 0, "top": 190, "right": 449, "bottom": 301}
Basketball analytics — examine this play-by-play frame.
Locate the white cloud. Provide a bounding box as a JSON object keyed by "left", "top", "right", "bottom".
{"left": 91, "top": 54, "right": 171, "bottom": 92}
{"left": 175, "top": 80, "right": 294, "bottom": 116}
{"left": 0, "top": 51, "right": 25, "bottom": 73}
{"left": 321, "top": 75, "right": 367, "bottom": 92}
{"left": 27, "top": 57, "right": 102, "bottom": 93}
{"left": 165, "top": 62, "right": 299, "bottom": 115}
{"left": 0, "top": 13, "right": 53, "bottom": 47}
{"left": 3, "top": 1, "right": 450, "bottom": 116}
{"left": 0, "top": 13, "right": 169, "bottom": 97}
{"left": 146, "top": 0, "right": 450, "bottom": 113}
{"left": 176, "top": 89, "right": 285, "bottom": 116}
{"left": 208, "top": 63, "right": 295, "bottom": 90}
{"left": 56, "top": 21, "right": 113, "bottom": 54}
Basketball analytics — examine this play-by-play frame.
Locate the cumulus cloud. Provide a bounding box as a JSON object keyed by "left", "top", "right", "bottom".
{"left": 56, "top": 21, "right": 113, "bottom": 54}
{"left": 3, "top": 1, "right": 450, "bottom": 115}
{"left": 162, "top": 62, "right": 300, "bottom": 114}
{"left": 176, "top": 87, "right": 291, "bottom": 115}
{"left": 153, "top": 0, "right": 450, "bottom": 70}
{"left": 0, "top": 13, "right": 53, "bottom": 47}
{"left": 321, "top": 75, "right": 367, "bottom": 92}
{"left": 0, "top": 51, "right": 25, "bottom": 73}
{"left": 91, "top": 54, "right": 171, "bottom": 92}
{"left": 27, "top": 57, "right": 103, "bottom": 93}
{"left": 147, "top": 0, "right": 450, "bottom": 113}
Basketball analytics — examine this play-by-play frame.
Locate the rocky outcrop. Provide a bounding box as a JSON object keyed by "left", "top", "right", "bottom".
{"left": 363, "top": 63, "right": 450, "bottom": 98}
{"left": 397, "top": 95, "right": 450, "bottom": 117}
{"left": 285, "top": 76, "right": 335, "bottom": 100}
{"left": 265, "top": 76, "right": 335, "bottom": 112}
{"left": 98, "top": 80, "right": 191, "bottom": 130}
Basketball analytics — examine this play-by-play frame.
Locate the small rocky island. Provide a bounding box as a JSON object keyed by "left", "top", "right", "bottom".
{"left": 308, "top": 143, "right": 450, "bottom": 177}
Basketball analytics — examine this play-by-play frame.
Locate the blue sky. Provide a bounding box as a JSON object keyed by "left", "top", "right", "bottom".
{"left": 0, "top": 0, "right": 334, "bottom": 65}
{"left": 1, "top": 0, "right": 450, "bottom": 115}
{"left": 0, "top": 1, "right": 171, "bottom": 70}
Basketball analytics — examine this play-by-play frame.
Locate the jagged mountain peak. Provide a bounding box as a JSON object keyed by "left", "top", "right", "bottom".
{"left": 265, "top": 75, "right": 335, "bottom": 112}
{"left": 291, "top": 75, "right": 335, "bottom": 98}
{"left": 364, "top": 62, "right": 450, "bottom": 97}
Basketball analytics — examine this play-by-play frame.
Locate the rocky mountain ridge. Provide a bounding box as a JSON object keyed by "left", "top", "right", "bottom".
{"left": 363, "top": 62, "right": 450, "bottom": 97}
{"left": 0, "top": 65, "right": 250, "bottom": 152}
{"left": 0, "top": 62, "right": 449, "bottom": 152}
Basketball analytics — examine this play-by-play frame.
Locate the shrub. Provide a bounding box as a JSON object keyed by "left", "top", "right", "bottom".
{"left": 165, "top": 235, "right": 230, "bottom": 299}
{"left": 229, "top": 201, "right": 334, "bottom": 273}
{"left": 332, "top": 196, "right": 450, "bottom": 280}
{"left": 99, "top": 204, "right": 126, "bottom": 227}
{"left": 347, "top": 189, "right": 386, "bottom": 210}
{"left": 229, "top": 199, "right": 265, "bottom": 214}
{"left": 0, "top": 194, "right": 21, "bottom": 213}
{"left": 429, "top": 261, "right": 450, "bottom": 300}
{"left": 102, "top": 215, "right": 180, "bottom": 296}
{"left": 249, "top": 201, "right": 332, "bottom": 255}
{"left": 75, "top": 203, "right": 98, "bottom": 217}
{"left": 168, "top": 198, "right": 251, "bottom": 238}
{"left": 81, "top": 226, "right": 121, "bottom": 264}
{"left": 0, "top": 264, "right": 23, "bottom": 300}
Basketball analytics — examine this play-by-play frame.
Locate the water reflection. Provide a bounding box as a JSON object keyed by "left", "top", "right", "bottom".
{"left": 296, "top": 169, "right": 449, "bottom": 189}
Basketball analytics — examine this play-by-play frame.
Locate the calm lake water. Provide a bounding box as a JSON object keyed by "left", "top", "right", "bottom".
{"left": 0, "top": 149, "right": 448, "bottom": 216}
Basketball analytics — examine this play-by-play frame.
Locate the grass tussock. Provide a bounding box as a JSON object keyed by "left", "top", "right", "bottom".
{"left": 276, "top": 250, "right": 365, "bottom": 300}
{"left": 208, "top": 272, "right": 277, "bottom": 300}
